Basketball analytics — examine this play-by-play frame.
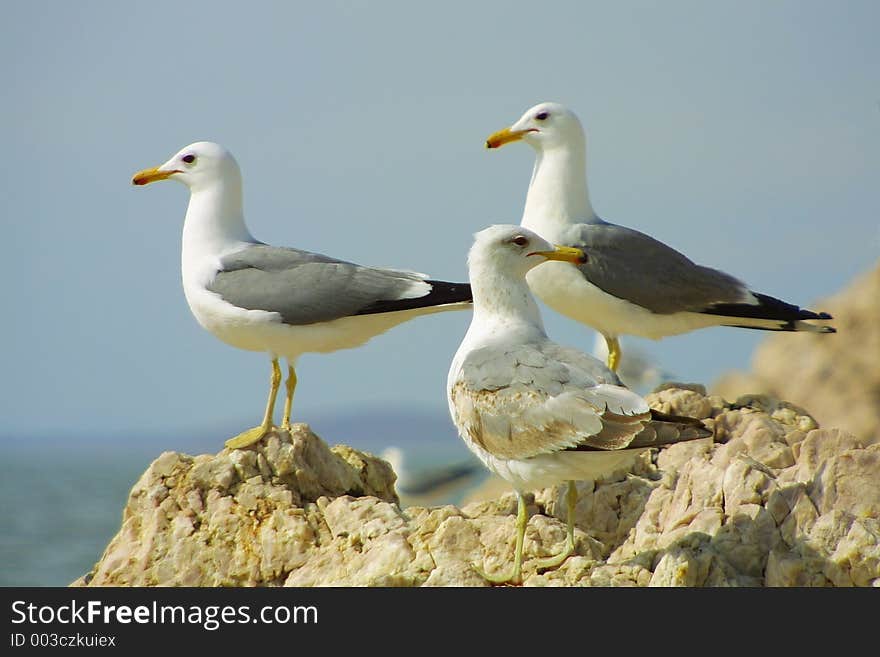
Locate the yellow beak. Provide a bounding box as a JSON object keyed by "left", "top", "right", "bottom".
{"left": 529, "top": 245, "right": 587, "bottom": 264}
{"left": 485, "top": 127, "right": 536, "bottom": 149}
{"left": 131, "top": 166, "right": 179, "bottom": 186}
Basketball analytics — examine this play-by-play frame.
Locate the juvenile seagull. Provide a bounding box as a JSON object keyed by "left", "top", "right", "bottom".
{"left": 486, "top": 102, "right": 835, "bottom": 372}
{"left": 447, "top": 225, "right": 712, "bottom": 584}
{"left": 133, "top": 141, "right": 472, "bottom": 449}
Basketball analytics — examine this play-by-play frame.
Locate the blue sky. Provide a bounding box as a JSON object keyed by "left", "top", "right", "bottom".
{"left": 3, "top": 1, "right": 878, "bottom": 446}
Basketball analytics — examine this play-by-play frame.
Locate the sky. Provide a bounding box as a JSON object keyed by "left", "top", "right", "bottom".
{"left": 2, "top": 1, "right": 878, "bottom": 450}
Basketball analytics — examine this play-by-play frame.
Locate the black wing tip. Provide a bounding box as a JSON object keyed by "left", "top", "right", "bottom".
{"left": 796, "top": 308, "right": 834, "bottom": 322}
{"left": 725, "top": 322, "right": 837, "bottom": 333}
{"left": 425, "top": 280, "right": 473, "bottom": 305}
{"left": 649, "top": 408, "right": 707, "bottom": 428}
{"left": 703, "top": 292, "right": 835, "bottom": 324}
{"left": 644, "top": 409, "right": 714, "bottom": 445}
{"left": 354, "top": 280, "right": 472, "bottom": 316}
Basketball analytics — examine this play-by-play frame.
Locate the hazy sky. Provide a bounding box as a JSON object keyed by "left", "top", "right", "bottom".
{"left": 3, "top": 1, "right": 878, "bottom": 447}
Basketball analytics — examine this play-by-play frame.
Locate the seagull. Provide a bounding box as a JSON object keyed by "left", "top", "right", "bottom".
{"left": 486, "top": 102, "right": 835, "bottom": 372}
{"left": 447, "top": 225, "right": 712, "bottom": 584}
{"left": 132, "top": 141, "right": 472, "bottom": 449}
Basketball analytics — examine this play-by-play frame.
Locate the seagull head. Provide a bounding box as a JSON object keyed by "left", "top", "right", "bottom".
{"left": 469, "top": 225, "right": 586, "bottom": 279}
{"left": 485, "top": 102, "right": 584, "bottom": 151}
{"left": 132, "top": 141, "right": 241, "bottom": 192}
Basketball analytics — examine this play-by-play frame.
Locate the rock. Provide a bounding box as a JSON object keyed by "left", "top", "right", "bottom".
{"left": 73, "top": 425, "right": 397, "bottom": 586}
{"left": 713, "top": 261, "right": 880, "bottom": 444}
{"left": 73, "top": 388, "right": 880, "bottom": 587}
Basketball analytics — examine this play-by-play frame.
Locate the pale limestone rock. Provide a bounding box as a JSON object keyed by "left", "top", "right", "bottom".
{"left": 74, "top": 387, "right": 880, "bottom": 587}
{"left": 649, "top": 548, "right": 707, "bottom": 587}
{"left": 421, "top": 514, "right": 487, "bottom": 587}
{"left": 831, "top": 519, "right": 880, "bottom": 587}
{"left": 74, "top": 425, "right": 397, "bottom": 587}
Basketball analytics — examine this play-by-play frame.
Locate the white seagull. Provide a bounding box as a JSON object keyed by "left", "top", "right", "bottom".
{"left": 447, "top": 225, "right": 712, "bottom": 584}
{"left": 486, "top": 102, "right": 835, "bottom": 372}
{"left": 133, "top": 141, "right": 472, "bottom": 449}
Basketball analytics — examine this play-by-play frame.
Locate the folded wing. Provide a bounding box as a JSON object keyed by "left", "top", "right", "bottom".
{"left": 450, "top": 342, "right": 653, "bottom": 461}
{"left": 208, "top": 243, "right": 471, "bottom": 325}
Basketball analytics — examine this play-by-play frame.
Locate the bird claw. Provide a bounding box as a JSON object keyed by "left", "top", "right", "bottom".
{"left": 471, "top": 561, "right": 523, "bottom": 586}
{"left": 533, "top": 541, "right": 574, "bottom": 573}
{"left": 225, "top": 425, "right": 274, "bottom": 449}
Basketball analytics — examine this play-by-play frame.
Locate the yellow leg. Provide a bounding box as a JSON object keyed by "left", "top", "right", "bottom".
{"left": 280, "top": 365, "right": 297, "bottom": 432}
{"left": 225, "top": 358, "right": 281, "bottom": 449}
{"left": 473, "top": 491, "right": 527, "bottom": 585}
{"left": 535, "top": 481, "right": 578, "bottom": 572}
{"left": 605, "top": 336, "right": 621, "bottom": 372}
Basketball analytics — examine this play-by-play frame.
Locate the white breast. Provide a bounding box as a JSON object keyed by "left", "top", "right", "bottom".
{"left": 526, "top": 261, "right": 729, "bottom": 340}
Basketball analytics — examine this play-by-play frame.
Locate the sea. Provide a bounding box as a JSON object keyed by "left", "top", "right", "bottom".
{"left": 0, "top": 407, "right": 484, "bottom": 587}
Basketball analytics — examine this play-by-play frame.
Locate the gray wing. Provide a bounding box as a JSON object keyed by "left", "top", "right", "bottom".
{"left": 450, "top": 342, "right": 652, "bottom": 461}
{"left": 540, "top": 342, "right": 623, "bottom": 387}
{"left": 567, "top": 222, "right": 750, "bottom": 314}
{"left": 208, "top": 243, "right": 469, "bottom": 325}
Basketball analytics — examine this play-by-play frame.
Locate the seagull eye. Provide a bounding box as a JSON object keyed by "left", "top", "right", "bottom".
{"left": 182, "top": 154, "right": 196, "bottom": 164}
{"left": 512, "top": 235, "right": 529, "bottom": 247}
{"left": 535, "top": 111, "right": 549, "bottom": 121}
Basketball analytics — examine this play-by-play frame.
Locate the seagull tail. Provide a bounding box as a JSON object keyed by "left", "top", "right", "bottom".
{"left": 629, "top": 409, "right": 714, "bottom": 449}
{"left": 701, "top": 292, "right": 836, "bottom": 333}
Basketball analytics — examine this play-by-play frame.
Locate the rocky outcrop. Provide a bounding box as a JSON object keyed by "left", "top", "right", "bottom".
{"left": 73, "top": 386, "right": 879, "bottom": 587}
{"left": 72, "top": 428, "right": 398, "bottom": 586}
{"left": 714, "top": 262, "right": 880, "bottom": 444}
